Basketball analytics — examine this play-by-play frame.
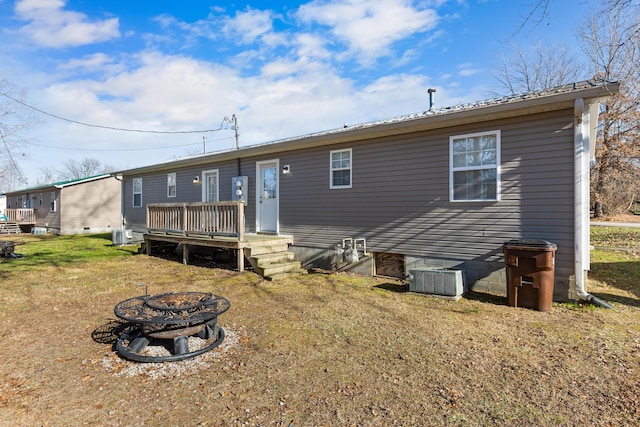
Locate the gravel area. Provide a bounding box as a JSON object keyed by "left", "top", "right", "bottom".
{"left": 95, "top": 327, "right": 243, "bottom": 379}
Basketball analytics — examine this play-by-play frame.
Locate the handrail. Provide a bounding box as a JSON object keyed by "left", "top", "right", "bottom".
{"left": 2, "top": 209, "right": 36, "bottom": 224}
{"left": 147, "top": 202, "right": 245, "bottom": 239}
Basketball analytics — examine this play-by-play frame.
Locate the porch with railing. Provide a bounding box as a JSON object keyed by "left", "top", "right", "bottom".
{"left": 144, "top": 202, "right": 296, "bottom": 275}
{"left": 146, "top": 201, "right": 245, "bottom": 239}
{"left": 1, "top": 209, "right": 36, "bottom": 224}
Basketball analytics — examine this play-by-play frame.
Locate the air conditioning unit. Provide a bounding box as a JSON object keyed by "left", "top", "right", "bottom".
{"left": 112, "top": 229, "right": 133, "bottom": 245}
{"left": 409, "top": 267, "right": 466, "bottom": 299}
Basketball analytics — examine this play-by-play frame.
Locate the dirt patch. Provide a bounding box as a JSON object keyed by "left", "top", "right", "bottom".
{"left": 0, "top": 235, "right": 639, "bottom": 426}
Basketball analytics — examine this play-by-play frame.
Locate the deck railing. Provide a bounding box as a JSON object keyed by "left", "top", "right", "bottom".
{"left": 2, "top": 209, "right": 36, "bottom": 224}
{"left": 147, "top": 202, "right": 245, "bottom": 239}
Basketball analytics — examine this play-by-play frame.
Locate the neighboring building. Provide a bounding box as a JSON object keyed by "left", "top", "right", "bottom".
{"left": 117, "top": 80, "right": 618, "bottom": 301}
{"left": 3, "top": 174, "right": 122, "bottom": 235}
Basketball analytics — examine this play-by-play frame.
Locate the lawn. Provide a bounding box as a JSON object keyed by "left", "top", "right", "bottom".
{"left": 0, "top": 232, "right": 638, "bottom": 426}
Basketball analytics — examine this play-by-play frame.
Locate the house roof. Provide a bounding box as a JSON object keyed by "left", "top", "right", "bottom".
{"left": 116, "top": 79, "right": 620, "bottom": 176}
{"left": 4, "top": 173, "right": 114, "bottom": 195}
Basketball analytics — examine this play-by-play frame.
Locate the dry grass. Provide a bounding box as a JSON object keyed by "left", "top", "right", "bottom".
{"left": 592, "top": 213, "right": 640, "bottom": 223}
{"left": 0, "top": 233, "right": 639, "bottom": 426}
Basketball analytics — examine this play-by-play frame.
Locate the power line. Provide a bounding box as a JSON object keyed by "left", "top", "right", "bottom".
{"left": 27, "top": 135, "right": 235, "bottom": 152}
{"left": 0, "top": 91, "right": 226, "bottom": 134}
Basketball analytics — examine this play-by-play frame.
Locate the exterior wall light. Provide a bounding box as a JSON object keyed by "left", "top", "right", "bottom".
{"left": 193, "top": 176, "right": 200, "bottom": 183}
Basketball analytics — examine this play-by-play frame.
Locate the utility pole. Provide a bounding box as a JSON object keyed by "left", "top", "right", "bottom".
{"left": 222, "top": 114, "right": 239, "bottom": 149}
{"left": 202, "top": 135, "right": 207, "bottom": 154}
{"left": 232, "top": 114, "right": 239, "bottom": 149}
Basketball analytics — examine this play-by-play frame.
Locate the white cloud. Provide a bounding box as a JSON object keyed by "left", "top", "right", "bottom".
{"left": 14, "top": 0, "right": 120, "bottom": 48}
{"left": 457, "top": 63, "right": 482, "bottom": 77}
{"left": 221, "top": 8, "right": 275, "bottom": 44}
{"left": 58, "top": 53, "right": 116, "bottom": 72}
{"left": 293, "top": 33, "right": 332, "bottom": 61}
{"left": 296, "top": 0, "right": 440, "bottom": 65}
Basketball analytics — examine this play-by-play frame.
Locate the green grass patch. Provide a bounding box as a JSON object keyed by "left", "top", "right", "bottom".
{"left": 590, "top": 248, "right": 640, "bottom": 297}
{"left": 590, "top": 226, "right": 640, "bottom": 248}
{"left": 1, "top": 233, "right": 139, "bottom": 272}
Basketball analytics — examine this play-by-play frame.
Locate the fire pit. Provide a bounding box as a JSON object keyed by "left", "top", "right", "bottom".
{"left": 114, "top": 291, "right": 230, "bottom": 363}
{"left": 0, "top": 241, "right": 23, "bottom": 258}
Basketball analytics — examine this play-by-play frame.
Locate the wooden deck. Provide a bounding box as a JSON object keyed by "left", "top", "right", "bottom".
{"left": 145, "top": 202, "right": 293, "bottom": 272}
{"left": 143, "top": 232, "right": 293, "bottom": 271}
{"left": 1, "top": 209, "right": 35, "bottom": 224}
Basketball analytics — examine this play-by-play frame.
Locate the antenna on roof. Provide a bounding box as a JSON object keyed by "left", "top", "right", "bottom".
{"left": 428, "top": 88, "right": 436, "bottom": 111}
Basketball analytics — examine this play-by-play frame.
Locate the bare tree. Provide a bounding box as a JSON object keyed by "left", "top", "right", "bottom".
{"left": 0, "top": 71, "right": 34, "bottom": 192}
{"left": 38, "top": 166, "right": 58, "bottom": 185}
{"left": 494, "top": 43, "right": 583, "bottom": 95}
{"left": 581, "top": 3, "right": 640, "bottom": 215}
{"left": 59, "top": 158, "right": 104, "bottom": 180}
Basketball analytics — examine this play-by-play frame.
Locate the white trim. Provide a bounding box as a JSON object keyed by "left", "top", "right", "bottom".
{"left": 574, "top": 98, "right": 590, "bottom": 297}
{"left": 256, "top": 159, "right": 280, "bottom": 233}
{"left": 449, "top": 129, "right": 501, "bottom": 202}
{"left": 167, "top": 172, "right": 177, "bottom": 198}
{"left": 50, "top": 191, "right": 57, "bottom": 212}
{"left": 330, "top": 148, "right": 353, "bottom": 189}
{"left": 201, "top": 169, "right": 219, "bottom": 202}
{"left": 132, "top": 178, "right": 142, "bottom": 208}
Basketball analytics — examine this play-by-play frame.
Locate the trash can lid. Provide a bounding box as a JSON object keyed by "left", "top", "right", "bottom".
{"left": 503, "top": 239, "right": 557, "bottom": 250}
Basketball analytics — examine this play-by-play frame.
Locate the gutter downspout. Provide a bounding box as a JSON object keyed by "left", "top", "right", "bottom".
{"left": 574, "top": 98, "right": 613, "bottom": 308}
{"left": 114, "top": 174, "right": 125, "bottom": 232}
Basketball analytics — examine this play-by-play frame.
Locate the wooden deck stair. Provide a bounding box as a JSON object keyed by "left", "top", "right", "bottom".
{"left": 0, "top": 222, "right": 22, "bottom": 234}
{"left": 245, "top": 241, "right": 307, "bottom": 280}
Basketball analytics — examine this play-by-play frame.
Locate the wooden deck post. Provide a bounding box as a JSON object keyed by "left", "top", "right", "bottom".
{"left": 183, "top": 243, "right": 189, "bottom": 265}
{"left": 237, "top": 202, "right": 245, "bottom": 241}
{"left": 237, "top": 248, "right": 245, "bottom": 272}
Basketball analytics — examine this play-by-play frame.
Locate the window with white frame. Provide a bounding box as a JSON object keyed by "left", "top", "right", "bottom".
{"left": 50, "top": 192, "right": 57, "bottom": 212}
{"left": 39, "top": 193, "right": 43, "bottom": 206}
{"left": 167, "top": 173, "right": 176, "bottom": 198}
{"left": 133, "top": 178, "right": 143, "bottom": 207}
{"left": 330, "top": 148, "right": 352, "bottom": 189}
{"left": 450, "top": 130, "right": 500, "bottom": 201}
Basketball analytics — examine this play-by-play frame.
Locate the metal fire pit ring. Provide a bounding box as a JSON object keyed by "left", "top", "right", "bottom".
{"left": 115, "top": 322, "right": 225, "bottom": 363}
{"left": 113, "top": 291, "right": 230, "bottom": 363}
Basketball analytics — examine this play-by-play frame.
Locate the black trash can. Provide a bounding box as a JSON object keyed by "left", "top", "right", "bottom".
{"left": 503, "top": 240, "right": 557, "bottom": 312}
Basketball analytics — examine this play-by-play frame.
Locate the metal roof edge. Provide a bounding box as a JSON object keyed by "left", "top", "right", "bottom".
{"left": 3, "top": 173, "right": 113, "bottom": 194}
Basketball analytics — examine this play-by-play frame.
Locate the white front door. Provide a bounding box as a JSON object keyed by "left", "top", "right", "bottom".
{"left": 256, "top": 160, "right": 279, "bottom": 233}
{"left": 202, "top": 169, "right": 219, "bottom": 202}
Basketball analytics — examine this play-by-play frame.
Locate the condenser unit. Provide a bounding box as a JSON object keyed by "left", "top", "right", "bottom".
{"left": 409, "top": 267, "right": 466, "bottom": 299}
{"left": 112, "top": 229, "right": 133, "bottom": 245}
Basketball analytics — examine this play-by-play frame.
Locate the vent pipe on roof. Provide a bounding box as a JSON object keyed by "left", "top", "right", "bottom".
{"left": 428, "top": 88, "right": 436, "bottom": 111}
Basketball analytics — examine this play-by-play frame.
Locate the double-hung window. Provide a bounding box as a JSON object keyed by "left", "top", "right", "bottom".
{"left": 133, "top": 178, "right": 143, "bottom": 207}
{"left": 167, "top": 173, "right": 176, "bottom": 198}
{"left": 330, "top": 148, "right": 352, "bottom": 189}
{"left": 450, "top": 130, "right": 500, "bottom": 201}
{"left": 50, "top": 192, "right": 57, "bottom": 212}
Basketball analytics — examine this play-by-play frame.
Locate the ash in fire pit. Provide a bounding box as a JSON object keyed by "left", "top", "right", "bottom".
{"left": 114, "top": 290, "right": 230, "bottom": 363}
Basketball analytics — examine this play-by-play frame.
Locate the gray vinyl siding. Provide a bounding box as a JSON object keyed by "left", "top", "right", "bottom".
{"left": 121, "top": 108, "right": 578, "bottom": 296}
{"left": 123, "top": 161, "right": 245, "bottom": 231}
{"left": 276, "top": 109, "right": 575, "bottom": 280}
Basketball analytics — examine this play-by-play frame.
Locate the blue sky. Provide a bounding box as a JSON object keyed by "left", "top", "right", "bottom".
{"left": 0, "top": 0, "right": 594, "bottom": 187}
